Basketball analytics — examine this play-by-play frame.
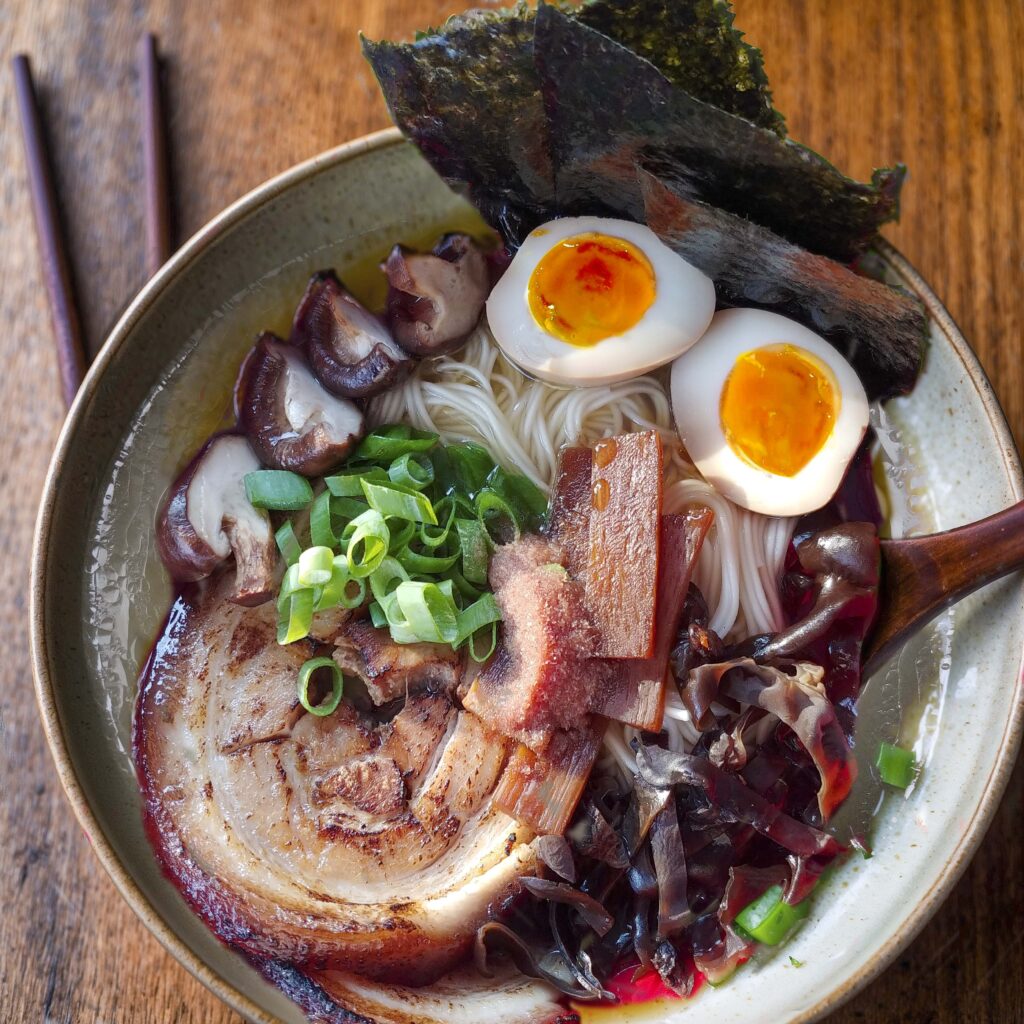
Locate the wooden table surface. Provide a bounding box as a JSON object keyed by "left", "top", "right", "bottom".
{"left": 2, "top": 1, "right": 1022, "bottom": 1021}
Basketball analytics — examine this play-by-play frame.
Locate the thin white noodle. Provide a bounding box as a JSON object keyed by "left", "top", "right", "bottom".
{"left": 366, "top": 325, "right": 797, "bottom": 771}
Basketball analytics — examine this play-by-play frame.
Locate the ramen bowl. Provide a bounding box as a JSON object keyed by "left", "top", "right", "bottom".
{"left": 30, "top": 128, "right": 1024, "bottom": 1023}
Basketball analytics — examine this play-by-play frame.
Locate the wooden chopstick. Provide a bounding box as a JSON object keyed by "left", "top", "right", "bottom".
{"left": 13, "top": 54, "right": 87, "bottom": 409}
{"left": 139, "top": 34, "right": 172, "bottom": 278}
{"left": 14, "top": 38, "right": 175, "bottom": 410}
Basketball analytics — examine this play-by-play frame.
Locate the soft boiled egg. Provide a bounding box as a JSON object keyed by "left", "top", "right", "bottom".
{"left": 671, "top": 308, "right": 869, "bottom": 517}
{"left": 487, "top": 216, "right": 715, "bottom": 386}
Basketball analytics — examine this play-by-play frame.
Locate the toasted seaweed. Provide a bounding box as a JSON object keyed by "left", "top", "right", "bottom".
{"left": 637, "top": 168, "right": 925, "bottom": 398}
{"left": 536, "top": 3, "right": 903, "bottom": 263}
{"left": 364, "top": 0, "right": 926, "bottom": 395}
{"left": 574, "top": 0, "right": 784, "bottom": 134}
{"left": 362, "top": 6, "right": 552, "bottom": 242}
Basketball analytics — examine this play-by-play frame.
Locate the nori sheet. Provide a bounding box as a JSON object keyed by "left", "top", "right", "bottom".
{"left": 362, "top": 6, "right": 552, "bottom": 242}
{"left": 363, "top": 0, "right": 926, "bottom": 396}
{"left": 637, "top": 167, "right": 925, "bottom": 399}
{"left": 574, "top": 0, "right": 784, "bottom": 134}
{"left": 536, "top": 3, "right": 903, "bottom": 263}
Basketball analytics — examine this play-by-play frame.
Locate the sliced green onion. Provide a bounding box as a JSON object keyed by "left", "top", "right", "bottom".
{"left": 275, "top": 521, "right": 302, "bottom": 567}
{"left": 393, "top": 580, "right": 459, "bottom": 644}
{"left": 417, "top": 496, "right": 456, "bottom": 548}
{"left": 278, "top": 586, "right": 314, "bottom": 644}
{"left": 344, "top": 509, "right": 390, "bottom": 578}
{"left": 448, "top": 441, "right": 495, "bottom": 494}
{"left": 389, "top": 453, "right": 435, "bottom": 490}
{"left": 298, "top": 545, "right": 334, "bottom": 587}
{"left": 387, "top": 518, "right": 417, "bottom": 554}
{"left": 374, "top": 589, "right": 420, "bottom": 643}
{"left": 397, "top": 544, "right": 461, "bottom": 575}
{"left": 475, "top": 487, "right": 521, "bottom": 543}
{"left": 876, "top": 742, "right": 916, "bottom": 789}
{"left": 455, "top": 517, "right": 490, "bottom": 584}
{"left": 309, "top": 490, "right": 338, "bottom": 549}
{"left": 244, "top": 470, "right": 314, "bottom": 510}
{"left": 734, "top": 885, "right": 809, "bottom": 945}
{"left": 446, "top": 566, "right": 483, "bottom": 603}
{"left": 488, "top": 466, "right": 547, "bottom": 518}
{"left": 369, "top": 556, "right": 410, "bottom": 603}
{"left": 356, "top": 424, "right": 438, "bottom": 461}
{"left": 278, "top": 564, "right": 303, "bottom": 606}
{"left": 297, "top": 657, "right": 343, "bottom": 717}
{"left": 465, "top": 622, "right": 499, "bottom": 662}
{"left": 455, "top": 592, "right": 502, "bottom": 645}
{"left": 315, "top": 556, "right": 366, "bottom": 611}
{"left": 362, "top": 479, "right": 437, "bottom": 525}
{"left": 324, "top": 467, "right": 388, "bottom": 497}
{"left": 331, "top": 496, "right": 371, "bottom": 522}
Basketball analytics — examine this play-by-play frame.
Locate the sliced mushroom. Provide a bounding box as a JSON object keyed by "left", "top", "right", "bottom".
{"left": 235, "top": 333, "right": 365, "bottom": 477}
{"left": 383, "top": 233, "right": 489, "bottom": 355}
{"left": 292, "top": 270, "right": 413, "bottom": 399}
{"left": 156, "top": 433, "right": 276, "bottom": 605}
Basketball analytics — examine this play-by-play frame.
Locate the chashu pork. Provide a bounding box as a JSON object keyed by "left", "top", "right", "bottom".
{"left": 134, "top": 569, "right": 537, "bottom": 984}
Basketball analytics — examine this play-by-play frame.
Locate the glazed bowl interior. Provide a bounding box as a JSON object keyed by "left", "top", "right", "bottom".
{"left": 32, "top": 129, "right": 1024, "bottom": 1024}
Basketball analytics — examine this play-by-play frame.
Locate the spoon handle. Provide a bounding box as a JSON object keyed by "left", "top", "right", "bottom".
{"left": 865, "top": 499, "right": 1024, "bottom": 674}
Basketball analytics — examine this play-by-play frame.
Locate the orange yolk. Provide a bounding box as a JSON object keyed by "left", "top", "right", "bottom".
{"left": 527, "top": 232, "right": 656, "bottom": 346}
{"left": 720, "top": 344, "right": 838, "bottom": 476}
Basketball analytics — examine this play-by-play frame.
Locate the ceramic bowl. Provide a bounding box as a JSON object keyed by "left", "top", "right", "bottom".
{"left": 31, "top": 128, "right": 1024, "bottom": 1023}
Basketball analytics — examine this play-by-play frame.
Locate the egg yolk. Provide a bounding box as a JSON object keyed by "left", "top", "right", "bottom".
{"left": 527, "top": 233, "right": 656, "bottom": 346}
{"left": 720, "top": 344, "right": 838, "bottom": 477}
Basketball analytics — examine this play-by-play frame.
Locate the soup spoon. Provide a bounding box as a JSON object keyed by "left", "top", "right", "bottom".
{"left": 863, "top": 500, "right": 1024, "bottom": 676}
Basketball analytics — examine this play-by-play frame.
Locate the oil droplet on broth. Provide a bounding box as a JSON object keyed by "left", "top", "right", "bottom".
{"left": 592, "top": 477, "right": 610, "bottom": 511}
{"left": 594, "top": 437, "right": 618, "bottom": 469}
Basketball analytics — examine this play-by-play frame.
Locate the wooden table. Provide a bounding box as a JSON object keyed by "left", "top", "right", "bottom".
{"left": 1, "top": 1, "right": 1021, "bottom": 1021}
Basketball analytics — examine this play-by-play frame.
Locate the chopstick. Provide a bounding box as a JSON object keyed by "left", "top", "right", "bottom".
{"left": 139, "top": 34, "right": 172, "bottom": 279}
{"left": 13, "top": 54, "right": 87, "bottom": 409}
{"left": 14, "top": 37, "right": 175, "bottom": 410}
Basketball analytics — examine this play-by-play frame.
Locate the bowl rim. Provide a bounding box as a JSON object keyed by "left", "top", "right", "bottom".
{"left": 29, "top": 125, "right": 1024, "bottom": 1024}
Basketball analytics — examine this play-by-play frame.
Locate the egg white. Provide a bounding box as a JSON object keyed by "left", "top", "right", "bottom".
{"left": 671, "top": 308, "right": 870, "bottom": 517}
{"left": 486, "top": 216, "right": 716, "bottom": 387}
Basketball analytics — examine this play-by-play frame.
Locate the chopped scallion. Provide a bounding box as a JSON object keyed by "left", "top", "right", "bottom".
{"left": 298, "top": 545, "right": 336, "bottom": 587}
{"left": 275, "top": 521, "right": 302, "bottom": 567}
{"left": 455, "top": 517, "right": 490, "bottom": 584}
{"left": 734, "top": 885, "right": 809, "bottom": 945}
{"left": 475, "top": 487, "right": 521, "bottom": 543}
{"left": 325, "top": 467, "right": 388, "bottom": 497}
{"left": 447, "top": 441, "right": 495, "bottom": 494}
{"left": 393, "top": 580, "right": 459, "bottom": 644}
{"left": 397, "top": 544, "right": 461, "bottom": 575}
{"left": 876, "top": 742, "right": 916, "bottom": 789}
{"left": 309, "top": 490, "right": 338, "bottom": 549}
{"left": 361, "top": 479, "right": 437, "bottom": 525}
{"left": 344, "top": 509, "right": 390, "bottom": 578}
{"left": 389, "top": 452, "right": 435, "bottom": 490}
{"left": 244, "top": 470, "right": 314, "bottom": 510}
{"left": 297, "top": 657, "right": 343, "bottom": 717}
{"left": 277, "top": 586, "right": 314, "bottom": 644}
{"left": 455, "top": 592, "right": 502, "bottom": 645}
{"left": 356, "top": 424, "right": 438, "bottom": 461}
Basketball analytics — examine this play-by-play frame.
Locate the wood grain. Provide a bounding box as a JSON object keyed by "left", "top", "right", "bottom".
{"left": 1, "top": 1, "right": 1021, "bottom": 1022}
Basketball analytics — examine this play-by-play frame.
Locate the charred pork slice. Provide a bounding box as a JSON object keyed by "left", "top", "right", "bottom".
{"left": 332, "top": 617, "right": 463, "bottom": 705}
{"left": 133, "top": 570, "right": 536, "bottom": 985}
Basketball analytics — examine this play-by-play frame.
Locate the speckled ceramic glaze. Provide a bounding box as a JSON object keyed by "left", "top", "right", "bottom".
{"left": 31, "top": 129, "right": 1024, "bottom": 1024}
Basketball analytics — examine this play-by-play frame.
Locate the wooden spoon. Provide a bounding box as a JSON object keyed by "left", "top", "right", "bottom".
{"left": 863, "top": 500, "right": 1024, "bottom": 677}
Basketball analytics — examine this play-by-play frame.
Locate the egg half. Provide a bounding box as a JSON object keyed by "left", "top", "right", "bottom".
{"left": 487, "top": 216, "right": 716, "bottom": 386}
{"left": 671, "top": 308, "right": 869, "bottom": 517}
